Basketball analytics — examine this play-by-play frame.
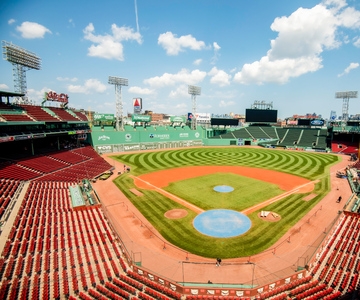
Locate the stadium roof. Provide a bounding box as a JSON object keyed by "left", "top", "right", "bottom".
{"left": 0, "top": 90, "right": 25, "bottom": 103}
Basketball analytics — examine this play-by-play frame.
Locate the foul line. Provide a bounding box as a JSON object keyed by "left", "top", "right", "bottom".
{"left": 130, "top": 175, "right": 204, "bottom": 214}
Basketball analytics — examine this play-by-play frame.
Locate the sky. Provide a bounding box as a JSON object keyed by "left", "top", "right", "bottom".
{"left": 1, "top": 0, "right": 360, "bottom": 120}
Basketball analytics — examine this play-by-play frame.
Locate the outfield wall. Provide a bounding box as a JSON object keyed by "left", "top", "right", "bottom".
{"left": 90, "top": 130, "right": 204, "bottom": 153}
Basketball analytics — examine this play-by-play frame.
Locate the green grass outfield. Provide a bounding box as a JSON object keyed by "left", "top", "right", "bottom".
{"left": 111, "top": 147, "right": 340, "bottom": 258}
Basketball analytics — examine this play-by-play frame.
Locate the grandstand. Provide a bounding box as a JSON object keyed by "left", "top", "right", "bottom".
{"left": 210, "top": 126, "right": 329, "bottom": 150}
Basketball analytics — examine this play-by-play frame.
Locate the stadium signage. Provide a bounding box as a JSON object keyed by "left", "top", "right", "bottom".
{"left": 46, "top": 91, "right": 69, "bottom": 103}
{"left": 93, "top": 114, "right": 115, "bottom": 121}
{"left": 171, "top": 116, "right": 186, "bottom": 123}
{"left": 98, "top": 135, "right": 110, "bottom": 141}
{"left": 310, "top": 120, "right": 324, "bottom": 126}
{"left": 132, "top": 115, "right": 151, "bottom": 122}
{"left": 124, "top": 144, "right": 140, "bottom": 151}
{"left": 14, "top": 135, "right": 32, "bottom": 141}
{"left": 133, "top": 98, "right": 142, "bottom": 114}
{"left": 154, "top": 134, "right": 169, "bottom": 140}
{"left": 0, "top": 136, "right": 14, "bottom": 143}
{"left": 179, "top": 133, "right": 189, "bottom": 138}
{"left": 32, "top": 133, "right": 45, "bottom": 139}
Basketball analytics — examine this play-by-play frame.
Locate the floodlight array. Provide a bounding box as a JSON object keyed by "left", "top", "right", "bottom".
{"left": 335, "top": 91, "right": 358, "bottom": 99}
{"left": 2, "top": 41, "right": 41, "bottom": 70}
{"left": 188, "top": 85, "right": 201, "bottom": 96}
{"left": 108, "top": 76, "right": 128, "bottom": 86}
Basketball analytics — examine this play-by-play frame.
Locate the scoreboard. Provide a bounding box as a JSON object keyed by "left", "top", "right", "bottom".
{"left": 245, "top": 109, "right": 278, "bottom": 123}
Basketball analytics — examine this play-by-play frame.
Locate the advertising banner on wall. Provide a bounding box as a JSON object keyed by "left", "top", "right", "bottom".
{"left": 196, "top": 113, "right": 211, "bottom": 121}
{"left": 170, "top": 116, "right": 186, "bottom": 123}
{"left": 310, "top": 119, "right": 324, "bottom": 126}
{"left": 93, "top": 114, "right": 115, "bottom": 121}
{"left": 187, "top": 113, "right": 211, "bottom": 122}
{"left": 132, "top": 115, "right": 151, "bottom": 122}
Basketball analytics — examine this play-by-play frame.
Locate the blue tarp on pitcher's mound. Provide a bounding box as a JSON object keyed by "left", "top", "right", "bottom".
{"left": 193, "top": 209, "right": 252, "bottom": 238}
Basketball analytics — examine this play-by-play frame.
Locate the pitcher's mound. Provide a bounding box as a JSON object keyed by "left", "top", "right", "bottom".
{"left": 165, "top": 209, "right": 188, "bottom": 219}
{"left": 257, "top": 211, "right": 281, "bottom": 222}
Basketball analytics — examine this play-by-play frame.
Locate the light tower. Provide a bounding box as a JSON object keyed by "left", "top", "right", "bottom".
{"left": 2, "top": 41, "right": 41, "bottom": 103}
{"left": 335, "top": 91, "right": 358, "bottom": 128}
{"left": 188, "top": 85, "right": 201, "bottom": 130}
{"left": 108, "top": 76, "right": 128, "bottom": 131}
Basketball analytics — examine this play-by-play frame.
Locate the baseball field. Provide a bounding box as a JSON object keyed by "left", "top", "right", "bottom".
{"left": 110, "top": 147, "right": 340, "bottom": 258}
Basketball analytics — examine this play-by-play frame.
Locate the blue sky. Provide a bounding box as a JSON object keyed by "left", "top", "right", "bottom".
{"left": 1, "top": 0, "right": 360, "bottom": 119}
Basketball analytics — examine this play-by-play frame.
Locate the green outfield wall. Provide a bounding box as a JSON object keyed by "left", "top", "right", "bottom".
{"left": 90, "top": 129, "right": 205, "bottom": 153}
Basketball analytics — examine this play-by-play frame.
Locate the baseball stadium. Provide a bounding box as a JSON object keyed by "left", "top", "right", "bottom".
{"left": 0, "top": 45, "right": 360, "bottom": 300}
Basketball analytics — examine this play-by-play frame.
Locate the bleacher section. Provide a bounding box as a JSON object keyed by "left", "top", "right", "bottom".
{"left": 72, "top": 110, "right": 88, "bottom": 121}
{"left": 19, "top": 105, "right": 59, "bottom": 122}
{"left": 246, "top": 126, "right": 270, "bottom": 139}
{"left": 296, "top": 129, "right": 318, "bottom": 148}
{"left": 0, "top": 102, "right": 16, "bottom": 111}
{"left": 0, "top": 161, "right": 41, "bottom": 180}
{"left": 47, "top": 150, "right": 88, "bottom": 165}
{"left": 278, "top": 128, "right": 302, "bottom": 146}
{"left": 311, "top": 213, "right": 360, "bottom": 295}
{"left": 0, "top": 146, "right": 112, "bottom": 182}
{"left": 332, "top": 141, "right": 359, "bottom": 154}
{"left": 16, "top": 155, "right": 68, "bottom": 173}
{"left": 1, "top": 114, "right": 34, "bottom": 122}
{"left": 0, "top": 180, "right": 125, "bottom": 299}
{"left": 0, "top": 179, "right": 21, "bottom": 219}
{"left": 261, "top": 127, "right": 278, "bottom": 139}
{"left": 210, "top": 127, "right": 329, "bottom": 149}
{"left": 232, "top": 129, "right": 252, "bottom": 139}
{"left": 48, "top": 107, "right": 80, "bottom": 121}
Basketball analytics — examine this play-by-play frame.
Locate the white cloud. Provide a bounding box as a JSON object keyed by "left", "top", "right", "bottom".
{"left": 0, "top": 84, "right": 9, "bottom": 90}
{"left": 128, "top": 86, "right": 155, "bottom": 95}
{"left": 234, "top": 2, "right": 360, "bottom": 85}
{"left": 213, "top": 42, "right": 221, "bottom": 51}
{"left": 67, "top": 79, "right": 107, "bottom": 94}
{"left": 354, "top": 36, "right": 360, "bottom": 47}
{"left": 198, "top": 104, "right": 212, "bottom": 110}
{"left": 234, "top": 55, "right": 322, "bottom": 85}
{"left": 169, "top": 85, "right": 188, "bottom": 98}
{"left": 174, "top": 103, "right": 188, "bottom": 111}
{"left": 230, "top": 68, "right": 237, "bottom": 73}
{"left": 144, "top": 69, "right": 207, "bottom": 88}
{"left": 57, "top": 77, "right": 78, "bottom": 82}
{"left": 8, "top": 19, "right": 15, "bottom": 25}
{"left": 83, "top": 23, "right": 142, "bottom": 61}
{"left": 338, "top": 62, "right": 359, "bottom": 77}
{"left": 193, "top": 59, "right": 202, "bottom": 66}
{"left": 69, "top": 19, "right": 75, "bottom": 27}
{"left": 148, "top": 102, "right": 167, "bottom": 112}
{"left": 28, "top": 87, "right": 51, "bottom": 102}
{"left": 337, "top": 6, "right": 360, "bottom": 28}
{"left": 322, "top": 0, "right": 347, "bottom": 12}
{"left": 211, "top": 42, "right": 221, "bottom": 64}
{"left": 219, "top": 100, "right": 235, "bottom": 108}
{"left": 158, "top": 32, "right": 207, "bottom": 55}
{"left": 208, "top": 67, "right": 231, "bottom": 87}
{"left": 16, "top": 21, "right": 52, "bottom": 39}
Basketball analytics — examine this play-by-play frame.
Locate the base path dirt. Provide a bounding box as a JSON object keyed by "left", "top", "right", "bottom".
{"left": 134, "top": 165, "right": 314, "bottom": 192}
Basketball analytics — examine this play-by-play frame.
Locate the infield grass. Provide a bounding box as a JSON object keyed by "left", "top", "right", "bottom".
{"left": 111, "top": 147, "right": 340, "bottom": 258}
{"left": 163, "top": 173, "right": 284, "bottom": 211}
